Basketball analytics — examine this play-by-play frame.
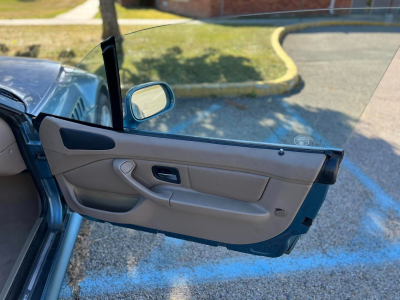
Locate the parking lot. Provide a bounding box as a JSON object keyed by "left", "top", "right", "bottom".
{"left": 59, "top": 26, "right": 400, "bottom": 299}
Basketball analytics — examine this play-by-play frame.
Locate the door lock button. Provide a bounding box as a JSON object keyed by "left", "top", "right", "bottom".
{"left": 120, "top": 161, "right": 134, "bottom": 174}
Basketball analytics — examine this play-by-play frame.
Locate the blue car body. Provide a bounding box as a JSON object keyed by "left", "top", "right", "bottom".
{"left": 0, "top": 56, "right": 107, "bottom": 119}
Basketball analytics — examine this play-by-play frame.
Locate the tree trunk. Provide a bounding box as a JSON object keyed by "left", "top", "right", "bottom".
{"left": 100, "top": 0, "right": 122, "bottom": 40}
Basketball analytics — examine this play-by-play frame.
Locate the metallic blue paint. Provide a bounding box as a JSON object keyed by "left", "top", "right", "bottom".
{"left": 0, "top": 57, "right": 108, "bottom": 122}
{"left": 40, "top": 67, "right": 107, "bottom": 123}
{"left": 0, "top": 57, "right": 60, "bottom": 113}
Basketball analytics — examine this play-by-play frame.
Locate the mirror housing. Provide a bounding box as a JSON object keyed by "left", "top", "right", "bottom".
{"left": 123, "top": 82, "right": 175, "bottom": 129}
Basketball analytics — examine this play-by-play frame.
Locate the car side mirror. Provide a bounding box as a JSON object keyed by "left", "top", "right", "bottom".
{"left": 124, "top": 82, "right": 175, "bottom": 128}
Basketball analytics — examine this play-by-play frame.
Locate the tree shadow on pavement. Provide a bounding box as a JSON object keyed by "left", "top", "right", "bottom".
{"left": 120, "top": 46, "right": 263, "bottom": 86}
{"left": 137, "top": 86, "right": 351, "bottom": 147}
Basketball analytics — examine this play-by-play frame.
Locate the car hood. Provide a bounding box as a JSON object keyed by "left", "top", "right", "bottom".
{"left": 0, "top": 56, "right": 61, "bottom": 113}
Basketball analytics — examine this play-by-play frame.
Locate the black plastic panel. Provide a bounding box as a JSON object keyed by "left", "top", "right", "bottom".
{"left": 315, "top": 150, "right": 344, "bottom": 185}
{"left": 100, "top": 36, "right": 124, "bottom": 132}
{"left": 59, "top": 128, "right": 115, "bottom": 150}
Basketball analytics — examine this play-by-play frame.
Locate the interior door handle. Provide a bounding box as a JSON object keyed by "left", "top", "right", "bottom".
{"left": 152, "top": 166, "right": 181, "bottom": 184}
{"left": 113, "top": 159, "right": 172, "bottom": 207}
{"left": 157, "top": 173, "right": 177, "bottom": 181}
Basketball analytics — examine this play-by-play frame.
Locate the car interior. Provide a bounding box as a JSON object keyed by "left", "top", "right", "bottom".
{"left": 0, "top": 117, "right": 41, "bottom": 292}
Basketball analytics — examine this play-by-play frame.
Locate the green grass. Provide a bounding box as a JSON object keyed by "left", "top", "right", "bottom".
{"left": 0, "top": 24, "right": 286, "bottom": 86}
{"left": 95, "top": 4, "right": 185, "bottom": 19}
{"left": 0, "top": 0, "right": 85, "bottom": 19}
{"left": 118, "top": 24, "right": 285, "bottom": 86}
{"left": 0, "top": 25, "right": 114, "bottom": 64}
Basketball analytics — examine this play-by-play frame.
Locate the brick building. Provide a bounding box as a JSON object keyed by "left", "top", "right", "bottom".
{"left": 149, "top": 0, "right": 400, "bottom": 19}
{"left": 153, "top": 0, "right": 352, "bottom": 18}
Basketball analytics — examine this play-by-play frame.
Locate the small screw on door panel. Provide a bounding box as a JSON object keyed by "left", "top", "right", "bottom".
{"left": 278, "top": 148, "right": 285, "bottom": 156}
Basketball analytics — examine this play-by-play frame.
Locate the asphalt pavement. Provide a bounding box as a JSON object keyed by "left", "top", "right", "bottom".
{"left": 59, "top": 26, "right": 400, "bottom": 299}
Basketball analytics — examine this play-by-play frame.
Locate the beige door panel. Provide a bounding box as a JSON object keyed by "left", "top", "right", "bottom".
{"left": 40, "top": 116, "right": 325, "bottom": 244}
{"left": 56, "top": 172, "right": 311, "bottom": 244}
{"left": 0, "top": 118, "right": 26, "bottom": 176}
{"left": 188, "top": 166, "right": 269, "bottom": 202}
{"left": 64, "top": 158, "right": 268, "bottom": 203}
{"left": 39, "top": 117, "right": 325, "bottom": 184}
{"left": 63, "top": 158, "right": 191, "bottom": 197}
{"left": 64, "top": 159, "right": 142, "bottom": 196}
{"left": 74, "top": 188, "right": 141, "bottom": 213}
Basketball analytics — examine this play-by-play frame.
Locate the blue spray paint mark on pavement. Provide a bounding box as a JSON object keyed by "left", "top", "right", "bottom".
{"left": 165, "top": 236, "right": 185, "bottom": 246}
{"left": 342, "top": 158, "right": 400, "bottom": 216}
{"left": 59, "top": 283, "right": 73, "bottom": 298}
{"left": 72, "top": 243, "right": 400, "bottom": 297}
{"left": 168, "top": 104, "right": 222, "bottom": 134}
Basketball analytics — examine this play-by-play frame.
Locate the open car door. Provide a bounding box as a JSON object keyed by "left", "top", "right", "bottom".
{"left": 38, "top": 115, "right": 342, "bottom": 257}
{"left": 37, "top": 22, "right": 345, "bottom": 258}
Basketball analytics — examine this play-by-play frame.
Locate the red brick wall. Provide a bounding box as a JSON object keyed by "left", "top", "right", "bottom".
{"left": 223, "top": 0, "right": 300, "bottom": 16}
{"left": 155, "top": 0, "right": 221, "bottom": 18}
{"left": 335, "top": 0, "right": 353, "bottom": 8}
{"left": 155, "top": 0, "right": 353, "bottom": 18}
{"left": 223, "top": 0, "right": 353, "bottom": 16}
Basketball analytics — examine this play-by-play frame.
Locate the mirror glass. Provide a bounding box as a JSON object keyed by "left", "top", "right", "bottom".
{"left": 130, "top": 85, "right": 168, "bottom": 120}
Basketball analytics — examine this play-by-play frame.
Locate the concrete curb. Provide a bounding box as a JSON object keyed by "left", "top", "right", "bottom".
{"left": 122, "top": 20, "right": 400, "bottom": 98}
{"left": 166, "top": 25, "right": 299, "bottom": 98}
{"left": 121, "top": 25, "right": 298, "bottom": 98}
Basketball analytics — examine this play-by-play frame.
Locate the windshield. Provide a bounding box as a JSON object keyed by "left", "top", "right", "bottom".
{"left": 50, "top": 7, "right": 400, "bottom": 149}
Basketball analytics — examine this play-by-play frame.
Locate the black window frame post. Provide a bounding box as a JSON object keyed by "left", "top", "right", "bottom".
{"left": 101, "top": 36, "right": 124, "bottom": 132}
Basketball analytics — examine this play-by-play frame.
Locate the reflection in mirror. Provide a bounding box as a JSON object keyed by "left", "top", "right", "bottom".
{"left": 130, "top": 84, "right": 168, "bottom": 120}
